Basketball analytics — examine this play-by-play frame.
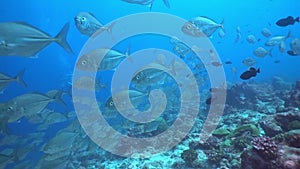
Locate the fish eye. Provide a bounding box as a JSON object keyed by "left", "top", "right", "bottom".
{"left": 109, "top": 101, "right": 114, "bottom": 106}
{"left": 136, "top": 75, "right": 140, "bottom": 80}
{"left": 81, "top": 60, "right": 87, "bottom": 65}
{"left": 8, "top": 106, "right": 13, "bottom": 110}
{"left": 82, "top": 17, "right": 86, "bottom": 21}
{"left": 186, "top": 24, "right": 192, "bottom": 29}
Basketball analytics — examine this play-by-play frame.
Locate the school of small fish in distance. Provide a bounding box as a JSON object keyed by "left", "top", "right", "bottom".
{"left": 0, "top": 0, "right": 300, "bottom": 168}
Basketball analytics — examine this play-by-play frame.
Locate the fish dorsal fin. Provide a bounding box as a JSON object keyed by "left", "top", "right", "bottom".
{"left": 11, "top": 21, "right": 42, "bottom": 30}
{"left": 149, "top": 4, "right": 153, "bottom": 10}
{"left": 11, "top": 21, "right": 50, "bottom": 37}
{"left": 199, "top": 16, "right": 217, "bottom": 22}
{"left": 249, "top": 67, "right": 256, "bottom": 71}
{"left": 30, "top": 92, "right": 51, "bottom": 98}
{"left": 12, "top": 21, "right": 31, "bottom": 25}
{"left": 87, "top": 12, "right": 96, "bottom": 18}
{"left": 199, "top": 16, "right": 212, "bottom": 19}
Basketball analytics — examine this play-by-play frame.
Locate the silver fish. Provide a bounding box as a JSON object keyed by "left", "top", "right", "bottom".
{"left": 36, "top": 157, "right": 68, "bottom": 169}
{"left": 182, "top": 16, "right": 224, "bottom": 37}
{"left": 37, "top": 112, "right": 68, "bottom": 131}
{"left": 0, "top": 69, "right": 26, "bottom": 92}
{"left": 236, "top": 26, "right": 241, "bottom": 33}
{"left": 170, "top": 36, "right": 190, "bottom": 57}
{"left": 0, "top": 22, "right": 73, "bottom": 57}
{"left": 121, "top": 0, "right": 170, "bottom": 9}
{"left": 242, "top": 57, "right": 256, "bottom": 67}
{"left": 235, "top": 26, "right": 241, "bottom": 43}
{"left": 288, "top": 38, "right": 300, "bottom": 56}
{"left": 0, "top": 148, "right": 14, "bottom": 168}
{"left": 105, "top": 89, "right": 148, "bottom": 113}
{"left": 73, "top": 76, "right": 106, "bottom": 91}
{"left": 103, "top": 89, "right": 149, "bottom": 119}
{"left": 253, "top": 47, "right": 272, "bottom": 58}
{"left": 43, "top": 131, "right": 77, "bottom": 154}
{"left": 279, "top": 40, "right": 286, "bottom": 53}
{"left": 218, "top": 29, "right": 226, "bottom": 38}
{"left": 76, "top": 48, "right": 129, "bottom": 72}
{"left": 131, "top": 62, "right": 169, "bottom": 87}
{"left": 74, "top": 12, "right": 114, "bottom": 37}
{"left": 235, "top": 33, "right": 241, "bottom": 43}
{"left": 261, "top": 28, "right": 272, "bottom": 37}
{"left": 246, "top": 34, "right": 257, "bottom": 44}
{"left": 0, "top": 92, "right": 64, "bottom": 122}
{"left": 265, "top": 31, "right": 291, "bottom": 46}
{"left": 173, "top": 43, "right": 190, "bottom": 57}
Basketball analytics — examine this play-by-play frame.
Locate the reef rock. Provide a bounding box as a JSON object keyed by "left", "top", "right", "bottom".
{"left": 259, "top": 110, "right": 300, "bottom": 137}
{"left": 284, "top": 80, "right": 300, "bottom": 108}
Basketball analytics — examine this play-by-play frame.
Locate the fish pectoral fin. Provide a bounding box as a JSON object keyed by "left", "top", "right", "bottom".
{"left": 90, "top": 25, "right": 112, "bottom": 39}
{"left": 102, "top": 21, "right": 116, "bottom": 35}
{"left": 287, "top": 50, "right": 299, "bottom": 56}
{"left": 148, "top": 3, "right": 153, "bottom": 10}
{"left": 29, "top": 53, "right": 40, "bottom": 59}
{"left": 162, "top": 0, "right": 170, "bottom": 8}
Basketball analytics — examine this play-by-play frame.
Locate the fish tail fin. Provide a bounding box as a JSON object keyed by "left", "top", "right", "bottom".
{"left": 51, "top": 90, "right": 67, "bottom": 106}
{"left": 124, "top": 45, "right": 134, "bottom": 63}
{"left": 55, "top": 22, "right": 74, "bottom": 55}
{"left": 96, "top": 76, "right": 108, "bottom": 92}
{"left": 125, "top": 46, "right": 131, "bottom": 57}
{"left": 106, "top": 22, "right": 116, "bottom": 35}
{"left": 257, "top": 68, "right": 260, "bottom": 73}
{"left": 162, "top": 0, "right": 170, "bottom": 8}
{"left": 295, "top": 17, "right": 300, "bottom": 22}
{"left": 0, "top": 116, "right": 10, "bottom": 135}
{"left": 269, "top": 48, "right": 273, "bottom": 57}
{"left": 14, "top": 69, "right": 27, "bottom": 87}
{"left": 220, "top": 19, "right": 225, "bottom": 32}
{"left": 286, "top": 30, "right": 292, "bottom": 39}
{"left": 149, "top": 3, "right": 153, "bottom": 10}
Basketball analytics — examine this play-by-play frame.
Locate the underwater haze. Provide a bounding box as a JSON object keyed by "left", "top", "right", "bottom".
{"left": 0, "top": 0, "right": 300, "bottom": 168}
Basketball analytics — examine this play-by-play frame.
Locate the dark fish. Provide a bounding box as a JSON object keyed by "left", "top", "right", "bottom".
{"left": 287, "top": 50, "right": 299, "bottom": 56}
{"left": 240, "top": 67, "right": 260, "bottom": 80}
{"left": 205, "top": 97, "right": 211, "bottom": 105}
{"left": 211, "top": 61, "right": 222, "bottom": 67}
{"left": 276, "top": 16, "right": 300, "bottom": 27}
{"left": 288, "top": 38, "right": 300, "bottom": 56}
{"left": 225, "top": 60, "right": 232, "bottom": 64}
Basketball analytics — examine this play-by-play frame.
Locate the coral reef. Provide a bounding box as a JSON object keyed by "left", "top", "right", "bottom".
{"left": 180, "top": 149, "right": 198, "bottom": 167}
{"left": 260, "top": 110, "right": 300, "bottom": 137}
{"left": 241, "top": 130, "right": 300, "bottom": 169}
{"left": 225, "top": 83, "right": 259, "bottom": 109}
{"left": 271, "top": 76, "right": 291, "bottom": 91}
{"left": 284, "top": 80, "right": 300, "bottom": 108}
{"left": 251, "top": 136, "right": 277, "bottom": 160}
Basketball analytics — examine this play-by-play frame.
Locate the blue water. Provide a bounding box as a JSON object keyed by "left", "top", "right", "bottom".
{"left": 1, "top": 0, "right": 300, "bottom": 168}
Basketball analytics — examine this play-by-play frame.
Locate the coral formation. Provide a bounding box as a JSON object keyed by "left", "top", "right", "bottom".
{"left": 251, "top": 136, "right": 278, "bottom": 160}
{"left": 284, "top": 80, "right": 300, "bottom": 108}
{"left": 180, "top": 149, "right": 198, "bottom": 167}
